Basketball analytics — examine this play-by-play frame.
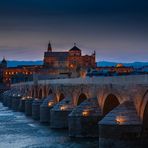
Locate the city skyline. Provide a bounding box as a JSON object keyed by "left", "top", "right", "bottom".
{"left": 0, "top": 0, "right": 148, "bottom": 62}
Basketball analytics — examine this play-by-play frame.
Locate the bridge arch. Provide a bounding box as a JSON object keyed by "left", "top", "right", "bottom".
{"left": 77, "top": 93, "right": 87, "bottom": 105}
{"left": 139, "top": 90, "right": 148, "bottom": 120}
{"left": 143, "top": 100, "right": 148, "bottom": 133}
{"left": 48, "top": 89, "right": 53, "bottom": 95}
{"left": 102, "top": 94, "right": 120, "bottom": 116}
{"left": 43, "top": 85, "right": 47, "bottom": 98}
{"left": 28, "top": 90, "right": 32, "bottom": 97}
{"left": 38, "top": 89, "right": 43, "bottom": 99}
{"left": 32, "top": 89, "right": 35, "bottom": 98}
{"left": 58, "top": 93, "right": 65, "bottom": 102}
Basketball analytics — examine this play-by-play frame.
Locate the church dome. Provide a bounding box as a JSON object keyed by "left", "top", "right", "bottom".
{"left": 116, "top": 63, "right": 124, "bottom": 68}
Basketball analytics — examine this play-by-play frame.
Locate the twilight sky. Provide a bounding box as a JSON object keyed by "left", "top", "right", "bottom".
{"left": 0, "top": 0, "right": 148, "bottom": 62}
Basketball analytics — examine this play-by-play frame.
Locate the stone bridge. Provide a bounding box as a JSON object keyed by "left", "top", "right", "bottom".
{"left": 4, "top": 75, "right": 148, "bottom": 147}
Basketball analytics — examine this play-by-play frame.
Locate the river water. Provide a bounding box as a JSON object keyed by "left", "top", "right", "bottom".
{"left": 0, "top": 103, "right": 98, "bottom": 148}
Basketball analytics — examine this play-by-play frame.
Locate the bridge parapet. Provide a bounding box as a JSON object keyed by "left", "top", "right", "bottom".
{"left": 12, "top": 75, "right": 148, "bottom": 88}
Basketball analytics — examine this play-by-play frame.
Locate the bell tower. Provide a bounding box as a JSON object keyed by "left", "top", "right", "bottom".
{"left": 47, "top": 41, "right": 52, "bottom": 52}
{"left": 1, "top": 57, "right": 7, "bottom": 68}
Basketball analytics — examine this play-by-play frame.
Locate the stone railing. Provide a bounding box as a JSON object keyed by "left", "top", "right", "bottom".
{"left": 12, "top": 74, "right": 148, "bottom": 87}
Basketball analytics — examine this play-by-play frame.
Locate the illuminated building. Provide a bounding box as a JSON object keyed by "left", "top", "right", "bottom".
{"left": 0, "top": 57, "right": 8, "bottom": 83}
{"left": 1, "top": 42, "right": 96, "bottom": 85}
{"left": 43, "top": 42, "right": 96, "bottom": 76}
{"left": 95, "top": 64, "right": 134, "bottom": 75}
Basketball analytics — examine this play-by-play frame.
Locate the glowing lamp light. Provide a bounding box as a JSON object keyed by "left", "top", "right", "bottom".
{"left": 82, "top": 110, "right": 90, "bottom": 117}
{"left": 18, "top": 94, "right": 21, "bottom": 97}
{"left": 116, "top": 116, "right": 126, "bottom": 125}
{"left": 70, "top": 64, "right": 74, "bottom": 68}
{"left": 27, "top": 96, "right": 31, "bottom": 99}
{"left": 48, "top": 102, "right": 54, "bottom": 107}
{"left": 60, "top": 106, "right": 67, "bottom": 111}
{"left": 22, "top": 97, "right": 26, "bottom": 100}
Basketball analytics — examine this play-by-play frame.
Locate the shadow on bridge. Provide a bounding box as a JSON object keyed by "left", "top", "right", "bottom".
{"left": 103, "top": 94, "right": 120, "bottom": 116}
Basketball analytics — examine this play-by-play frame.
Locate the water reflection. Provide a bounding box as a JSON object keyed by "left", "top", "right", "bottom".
{"left": 0, "top": 103, "right": 98, "bottom": 148}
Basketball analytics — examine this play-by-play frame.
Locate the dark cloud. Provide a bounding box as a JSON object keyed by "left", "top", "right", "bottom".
{"left": 0, "top": 0, "right": 147, "bottom": 62}
{"left": 0, "top": 0, "right": 148, "bottom": 16}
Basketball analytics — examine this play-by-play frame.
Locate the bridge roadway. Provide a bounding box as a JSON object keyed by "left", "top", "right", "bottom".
{"left": 2, "top": 74, "right": 148, "bottom": 147}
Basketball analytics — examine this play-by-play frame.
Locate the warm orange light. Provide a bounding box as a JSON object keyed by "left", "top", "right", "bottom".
{"left": 70, "top": 64, "right": 74, "bottom": 68}
{"left": 116, "top": 116, "right": 126, "bottom": 124}
{"left": 60, "top": 106, "right": 67, "bottom": 111}
{"left": 48, "top": 102, "right": 54, "bottom": 107}
{"left": 82, "top": 110, "right": 90, "bottom": 117}
{"left": 81, "top": 71, "right": 86, "bottom": 78}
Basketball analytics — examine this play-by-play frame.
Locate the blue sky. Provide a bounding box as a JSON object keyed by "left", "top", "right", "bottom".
{"left": 0, "top": 0, "right": 148, "bottom": 62}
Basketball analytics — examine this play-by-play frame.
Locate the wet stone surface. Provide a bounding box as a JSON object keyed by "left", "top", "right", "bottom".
{"left": 0, "top": 103, "right": 98, "bottom": 148}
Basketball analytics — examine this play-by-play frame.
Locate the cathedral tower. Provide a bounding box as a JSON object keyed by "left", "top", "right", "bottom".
{"left": 47, "top": 41, "right": 52, "bottom": 52}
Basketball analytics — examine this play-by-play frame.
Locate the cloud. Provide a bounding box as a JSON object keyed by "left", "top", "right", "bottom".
{"left": 0, "top": 0, "right": 147, "bottom": 62}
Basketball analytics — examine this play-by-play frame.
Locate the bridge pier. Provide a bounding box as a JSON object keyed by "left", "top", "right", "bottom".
{"left": 50, "top": 98, "right": 74, "bottom": 129}
{"left": 7, "top": 96, "right": 13, "bottom": 108}
{"left": 32, "top": 99, "right": 44, "bottom": 120}
{"left": 3, "top": 95, "right": 11, "bottom": 107}
{"left": 19, "top": 97, "right": 32, "bottom": 112}
{"left": 40, "top": 95, "right": 55, "bottom": 123}
{"left": 68, "top": 98, "right": 101, "bottom": 137}
{"left": 25, "top": 98, "right": 34, "bottom": 116}
{"left": 2, "top": 91, "right": 11, "bottom": 107}
{"left": 99, "top": 101, "right": 142, "bottom": 148}
{"left": 19, "top": 98, "right": 27, "bottom": 112}
{"left": 11, "top": 96, "right": 22, "bottom": 111}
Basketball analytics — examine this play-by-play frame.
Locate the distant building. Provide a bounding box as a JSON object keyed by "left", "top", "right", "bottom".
{"left": 2, "top": 41, "right": 96, "bottom": 85}
{"left": 0, "top": 57, "right": 7, "bottom": 83}
{"left": 89, "top": 64, "right": 134, "bottom": 76}
{"left": 43, "top": 42, "right": 96, "bottom": 77}
{"left": 136, "top": 66, "right": 148, "bottom": 74}
{"left": 3, "top": 65, "right": 41, "bottom": 86}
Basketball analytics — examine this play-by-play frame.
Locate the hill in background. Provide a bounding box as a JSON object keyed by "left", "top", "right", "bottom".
{"left": 6, "top": 60, "right": 148, "bottom": 68}
{"left": 97, "top": 61, "right": 148, "bottom": 68}
{"left": 7, "top": 61, "right": 43, "bottom": 67}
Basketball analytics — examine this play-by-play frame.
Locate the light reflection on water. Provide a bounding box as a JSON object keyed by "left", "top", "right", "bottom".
{"left": 0, "top": 103, "right": 98, "bottom": 148}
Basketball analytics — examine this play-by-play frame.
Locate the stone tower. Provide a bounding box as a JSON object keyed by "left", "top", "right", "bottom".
{"left": 1, "top": 57, "right": 7, "bottom": 68}
{"left": 47, "top": 41, "right": 52, "bottom": 52}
